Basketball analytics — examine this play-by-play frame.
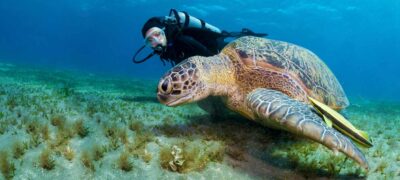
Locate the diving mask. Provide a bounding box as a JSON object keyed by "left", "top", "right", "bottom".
{"left": 144, "top": 27, "right": 167, "bottom": 52}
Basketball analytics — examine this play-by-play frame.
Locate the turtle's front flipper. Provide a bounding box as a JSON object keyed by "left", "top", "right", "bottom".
{"left": 246, "top": 88, "right": 369, "bottom": 170}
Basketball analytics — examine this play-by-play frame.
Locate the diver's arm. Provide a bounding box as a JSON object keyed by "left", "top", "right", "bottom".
{"left": 177, "top": 35, "right": 213, "bottom": 57}
{"left": 158, "top": 35, "right": 212, "bottom": 65}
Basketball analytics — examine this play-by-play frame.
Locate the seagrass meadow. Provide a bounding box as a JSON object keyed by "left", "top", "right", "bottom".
{"left": 0, "top": 62, "right": 398, "bottom": 179}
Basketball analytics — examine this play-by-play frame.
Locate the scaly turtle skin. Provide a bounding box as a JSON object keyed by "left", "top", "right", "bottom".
{"left": 156, "top": 36, "right": 368, "bottom": 170}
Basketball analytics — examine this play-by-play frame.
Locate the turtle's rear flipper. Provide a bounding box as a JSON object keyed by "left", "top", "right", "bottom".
{"left": 246, "top": 88, "right": 369, "bottom": 170}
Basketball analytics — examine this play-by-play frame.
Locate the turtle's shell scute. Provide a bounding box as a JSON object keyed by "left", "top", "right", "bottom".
{"left": 222, "top": 36, "right": 349, "bottom": 109}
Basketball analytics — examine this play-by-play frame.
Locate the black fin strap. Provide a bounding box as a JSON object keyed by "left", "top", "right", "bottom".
{"left": 132, "top": 45, "right": 156, "bottom": 64}
{"left": 182, "top": 11, "right": 190, "bottom": 28}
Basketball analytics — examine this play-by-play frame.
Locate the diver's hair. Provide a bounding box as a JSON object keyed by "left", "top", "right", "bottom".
{"left": 141, "top": 17, "right": 164, "bottom": 37}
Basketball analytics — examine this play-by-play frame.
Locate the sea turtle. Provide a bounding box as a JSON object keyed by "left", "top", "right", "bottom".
{"left": 156, "top": 36, "right": 368, "bottom": 170}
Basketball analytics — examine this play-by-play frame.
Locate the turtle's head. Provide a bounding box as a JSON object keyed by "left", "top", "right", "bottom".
{"left": 157, "top": 57, "right": 209, "bottom": 107}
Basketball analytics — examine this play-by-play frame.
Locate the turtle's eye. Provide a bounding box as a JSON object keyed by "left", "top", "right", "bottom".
{"left": 159, "top": 78, "right": 172, "bottom": 94}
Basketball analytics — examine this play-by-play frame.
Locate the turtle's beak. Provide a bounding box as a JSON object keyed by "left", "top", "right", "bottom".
{"left": 157, "top": 92, "right": 191, "bottom": 107}
{"left": 157, "top": 93, "right": 169, "bottom": 105}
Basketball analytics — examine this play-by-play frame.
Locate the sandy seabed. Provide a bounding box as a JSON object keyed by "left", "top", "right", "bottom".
{"left": 0, "top": 62, "right": 399, "bottom": 180}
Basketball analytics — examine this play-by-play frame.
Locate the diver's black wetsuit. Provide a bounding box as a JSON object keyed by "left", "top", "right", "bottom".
{"left": 160, "top": 27, "right": 227, "bottom": 64}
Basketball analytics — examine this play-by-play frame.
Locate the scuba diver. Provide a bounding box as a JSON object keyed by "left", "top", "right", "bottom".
{"left": 132, "top": 9, "right": 268, "bottom": 66}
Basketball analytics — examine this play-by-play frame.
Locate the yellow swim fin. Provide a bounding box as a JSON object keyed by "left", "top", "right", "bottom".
{"left": 323, "top": 115, "right": 333, "bottom": 128}
{"left": 308, "top": 96, "right": 373, "bottom": 148}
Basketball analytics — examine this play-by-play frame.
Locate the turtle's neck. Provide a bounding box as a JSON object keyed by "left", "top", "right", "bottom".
{"left": 196, "top": 54, "right": 237, "bottom": 97}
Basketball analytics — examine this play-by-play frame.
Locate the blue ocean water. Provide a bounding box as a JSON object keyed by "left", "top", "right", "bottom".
{"left": 0, "top": 0, "right": 399, "bottom": 101}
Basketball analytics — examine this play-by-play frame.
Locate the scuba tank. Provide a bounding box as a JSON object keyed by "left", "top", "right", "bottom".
{"left": 167, "top": 9, "right": 222, "bottom": 34}
{"left": 166, "top": 9, "right": 267, "bottom": 38}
